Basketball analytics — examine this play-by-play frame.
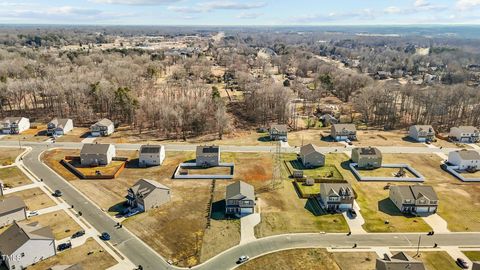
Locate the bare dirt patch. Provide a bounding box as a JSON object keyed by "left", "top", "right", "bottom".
{"left": 0, "top": 147, "right": 23, "bottom": 166}
{"left": 3, "top": 187, "right": 55, "bottom": 211}
{"left": 22, "top": 210, "right": 82, "bottom": 240}
{"left": 0, "top": 166, "right": 32, "bottom": 188}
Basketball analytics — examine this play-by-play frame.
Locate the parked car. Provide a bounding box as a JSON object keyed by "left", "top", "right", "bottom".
{"left": 72, "top": 230, "right": 85, "bottom": 238}
{"left": 53, "top": 189, "right": 63, "bottom": 197}
{"left": 348, "top": 208, "right": 357, "bottom": 218}
{"left": 57, "top": 242, "right": 72, "bottom": 251}
{"left": 28, "top": 211, "right": 39, "bottom": 217}
{"left": 456, "top": 258, "right": 468, "bottom": 269}
{"left": 100, "top": 232, "right": 111, "bottom": 241}
{"left": 237, "top": 255, "right": 250, "bottom": 264}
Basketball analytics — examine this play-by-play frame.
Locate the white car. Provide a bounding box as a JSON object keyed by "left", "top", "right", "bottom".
{"left": 237, "top": 255, "right": 250, "bottom": 264}
{"left": 28, "top": 211, "right": 39, "bottom": 217}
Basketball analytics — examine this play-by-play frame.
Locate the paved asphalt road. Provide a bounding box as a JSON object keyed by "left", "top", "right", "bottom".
{"left": 3, "top": 141, "right": 480, "bottom": 270}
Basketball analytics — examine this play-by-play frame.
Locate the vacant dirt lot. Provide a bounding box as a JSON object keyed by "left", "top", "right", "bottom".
{"left": 22, "top": 210, "right": 82, "bottom": 239}
{"left": 29, "top": 238, "right": 117, "bottom": 270}
{"left": 4, "top": 187, "right": 56, "bottom": 211}
{"left": 382, "top": 153, "right": 480, "bottom": 232}
{"left": 0, "top": 166, "right": 32, "bottom": 188}
{"left": 328, "top": 154, "right": 431, "bottom": 232}
{"left": 0, "top": 147, "right": 23, "bottom": 166}
{"left": 238, "top": 249, "right": 377, "bottom": 270}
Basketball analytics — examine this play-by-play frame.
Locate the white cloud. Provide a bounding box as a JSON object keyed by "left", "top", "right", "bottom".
{"left": 414, "top": 0, "right": 429, "bottom": 7}
{"left": 168, "top": 1, "right": 267, "bottom": 13}
{"left": 384, "top": 6, "right": 402, "bottom": 14}
{"left": 456, "top": 0, "right": 480, "bottom": 10}
{"left": 290, "top": 9, "right": 375, "bottom": 24}
{"left": 90, "top": 0, "right": 179, "bottom": 5}
{"left": 236, "top": 12, "right": 263, "bottom": 19}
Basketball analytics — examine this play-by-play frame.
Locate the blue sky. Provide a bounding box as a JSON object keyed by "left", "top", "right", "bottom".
{"left": 1, "top": 0, "right": 480, "bottom": 25}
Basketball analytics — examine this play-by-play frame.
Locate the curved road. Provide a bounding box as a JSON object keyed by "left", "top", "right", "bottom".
{"left": 3, "top": 141, "right": 480, "bottom": 270}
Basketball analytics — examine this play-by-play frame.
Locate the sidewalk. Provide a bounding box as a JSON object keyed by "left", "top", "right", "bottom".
{"left": 443, "top": 246, "right": 473, "bottom": 270}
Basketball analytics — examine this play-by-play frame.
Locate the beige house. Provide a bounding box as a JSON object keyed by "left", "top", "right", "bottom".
{"left": 138, "top": 145, "right": 165, "bottom": 167}
{"left": 318, "top": 183, "right": 354, "bottom": 211}
{"left": 351, "top": 147, "right": 382, "bottom": 169}
{"left": 196, "top": 145, "right": 220, "bottom": 167}
{"left": 269, "top": 124, "right": 288, "bottom": 141}
{"left": 299, "top": 144, "right": 325, "bottom": 168}
{"left": 47, "top": 118, "right": 73, "bottom": 136}
{"left": 126, "top": 179, "right": 171, "bottom": 212}
{"left": 0, "top": 221, "right": 56, "bottom": 270}
{"left": 449, "top": 126, "right": 480, "bottom": 143}
{"left": 409, "top": 125, "right": 435, "bottom": 142}
{"left": 90, "top": 118, "right": 114, "bottom": 137}
{"left": 376, "top": 252, "right": 425, "bottom": 270}
{"left": 0, "top": 196, "right": 27, "bottom": 227}
{"left": 330, "top": 123, "right": 357, "bottom": 141}
{"left": 389, "top": 185, "right": 438, "bottom": 214}
{"left": 80, "top": 143, "right": 116, "bottom": 166}
{"left": 447, "top": 150, "right": 480, "bottom": 171}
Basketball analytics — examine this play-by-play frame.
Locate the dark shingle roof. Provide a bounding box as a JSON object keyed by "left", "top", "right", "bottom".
{"left": 0, "top": 222, "right": 54, "bottom": 255}
{"left": 80, "top": 143, "right": 113, "bottom": 155}
{"left": 226, "top": 181, "right": 254, "bottom": 201}
{"left": 0, "top": 196, "right": 26, "bottom": 215}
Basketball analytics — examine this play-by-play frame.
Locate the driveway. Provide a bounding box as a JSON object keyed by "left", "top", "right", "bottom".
{"left": 240, "top": 213, "right": 261, "bottom": 244}
{"left": 422, "top": 214, "right": 450, "bottom": 233}
{"left": 342, "top": 201, "right": 367, "bottom": 234}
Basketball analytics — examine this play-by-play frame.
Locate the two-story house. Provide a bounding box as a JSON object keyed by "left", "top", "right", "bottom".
{"left": 225, "top": 181, "right": 255, "bottom": 217}
{"left": 409, "top": 125, "right": 435, "bottom": 142}
{"left": 196, "top": 145, "right": 220, "bottom": 167}
{"left": 318, "top": 183, "right": 355, "bottom": 211}
{"left": 449, "top": 126, "right": 480, "bottom": 143}
{"left": 269, "top": 124, "right": 288, "bottom": 141}
{"left": 47, "top": 118, "right": 73, "bottom": 136}
{"left": 299, "top": 143, "right": 325, "bottom": 168}
{"left": 1, "top": 117, "right": 30, "bottom": 135}
{"left": 138, "top": 145, "right": 165, "bottom": 167}
{"left": 389, "top": 185, "right": 438, "bottom": 214}
{"left": 448, "top": 150, "right": 480, "bottom": 171}
{"left": 80, "top": 143, "right": 116, "bottom": 166}
{"left": 330, "top": 124, "right": 357, "bottom": 142}
{"left": 351, "top": 147, "right": 382, "bottom": 169}
{"left": 0, "top": 196, "right": 27, "bottom": 227}
{"left": 126, "top": 179, "right": 171, "bottom": 212}
{"left": 90, "top": 118, "right": 114, "bottom": 137}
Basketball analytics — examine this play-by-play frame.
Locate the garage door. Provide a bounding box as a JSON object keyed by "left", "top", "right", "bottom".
{"left": 338, "top": 204, "right": 352, "bottom": 210}
{"left": 240, "top": 208, "right": 253, "bottom": 215}
{"left": 415, "top": 207, "right": 430, "bottom": 213}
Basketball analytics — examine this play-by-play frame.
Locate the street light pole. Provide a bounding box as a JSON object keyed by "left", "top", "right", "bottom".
{"left": 416, "top": 235, "right": 422, "bottom": 257}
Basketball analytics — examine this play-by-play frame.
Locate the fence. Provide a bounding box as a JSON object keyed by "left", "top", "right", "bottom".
{"left": 444, "top": 165, "right": 480, "bottom": 182}
{"left": 61, "top": 158, "right": 127, "bottom": 180}
{"left": 173, "top": 162, "right": 235, "bottom": 179}
{"left": 349, "top": 163, "right": 425, "bottom": 182}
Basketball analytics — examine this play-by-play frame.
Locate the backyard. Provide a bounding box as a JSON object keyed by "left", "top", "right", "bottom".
{"left": 21, "top": 210, "right": 82, "bottom": 239}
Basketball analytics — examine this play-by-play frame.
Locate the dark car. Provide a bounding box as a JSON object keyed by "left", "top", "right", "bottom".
{"left": 72, "top": 230, "right": 85, "bottom": 239}
{"left": 348, "top": 208, "right": 357, "bottom": 218}
{"left": 53, "top": 190, "right": 63, "bottom": 197}
{"left": 456, "top": 258, "right": 468, "bottom": 269}
{"left": 100, "top": 232, "right": 111, "bottom": 241}
{"left": 57, "top": 242, "right": 72, "bottom": 251}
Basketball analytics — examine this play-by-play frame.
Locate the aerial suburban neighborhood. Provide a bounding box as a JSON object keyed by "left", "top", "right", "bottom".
{"left": 2, "top": 6, "right": 480, "bottom": 270}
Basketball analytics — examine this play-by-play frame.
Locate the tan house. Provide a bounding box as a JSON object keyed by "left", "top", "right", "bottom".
{"left": 330, "top": 124, "right": 357, "bottom": 141}
{"left": 126, "top": 179, "right": 171, "bottom": 212}
{"left": 269, "top": 124, "right": 288, "bottom": 141}
{"left": 318, "top": 183, "right": 354, "bottom": 211}
{"left": 389, "top": 185, "right": 438, "bottom": 214}
{"left": 409, "top": 125, "right": 435, "bottom": 142}
{"left": 196, "top": 145, "right": 220, "bottom": 167}
{"left": 90, "top": 118, "right": 114, "bottom": 137}
{"left": 351, "top": 147, "right": 382, "bottom": 169}
{"left": 449, "top": 126, "right": 480, "bottom": 143}
{"left": 80, "top": 143, "right": 116, "bottom": 166}
{"left": 376, "top": 252, "right": 425, "bottom": 270}
{"left": 447, "top": 150, "right": 480, "bottom": 171}
{"left": 0, "top": 196, "right": 27, "bottom": 227}
{"left": 299, "top": 144, "right": 325, "bottom": 168}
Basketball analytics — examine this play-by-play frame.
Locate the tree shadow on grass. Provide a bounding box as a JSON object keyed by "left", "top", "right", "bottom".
{"left": 401, "top": 136, "right": 418, "bottom": 143}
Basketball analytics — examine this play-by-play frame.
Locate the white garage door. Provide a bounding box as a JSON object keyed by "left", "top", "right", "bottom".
{"left": 240, "top": 208, "right": 253, "bottom": 215}
{"left": 338, "top": 204, "right": 352, "bottom": 210}
{"left": 415, "top": 207, "right": 430, "bottom": 213}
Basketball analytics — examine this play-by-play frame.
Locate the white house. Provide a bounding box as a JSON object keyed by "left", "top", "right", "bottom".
{"left": 408, "top": 125, "right": 435, "bottom": 142}
{"left": 80, "top": 143, "right": 116, "bottom": 166}
{"left": 448, "top": 150, "right": 480, "bottom": 171}
{"left": 90, "top": 118, "right": 114, "bottom": 137}
{"left": 0, "top": 196, "right": 27, "bottom": 227}
{"left": 138, "top": 145, "right": 165, "bottom": 167}
{"left": 1, "top": 117, "right": 30, "bottom": 134}
{"left": 126, "top": 179, "right": 171, "bottom": 212}
{"left": 449, "top": 126, "right": 480, "bottom": 143}
{"left": 47, "top": 118, "right": 73, "bottom": 136}
{"left": 0, "top": 221, "right": 56, "bottom": 270}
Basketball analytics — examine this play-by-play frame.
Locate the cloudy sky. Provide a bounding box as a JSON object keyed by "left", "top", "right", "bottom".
{"left": 1, "top": 0, "right": 480, "bottom": 25}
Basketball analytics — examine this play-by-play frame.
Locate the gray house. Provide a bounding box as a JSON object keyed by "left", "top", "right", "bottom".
{"left": 225, "top": 181, "right": 255, "bottom": 217}
{"left": 0, "top": 221, "right": 56, "bottom": 270}
{"left": 449, "top": 126, "right": 480, "bottom": 143}
{"left": 389, "top": 185, "right": 438, "bottom": 214}
{"left": 409, "top": 125, "right": 435, "bottom": 142}
{"left": 376, "top": 252, "right": 425, "bottom": 270}
{"left": 126, "top": 179, "right": 171, "bottom": 212}
{"left": 90, "top": 118, "right": 114, "bottom": 137}
{"left": 447, "top": 150, "right": 480, "bottom": 171}
{"left": 1, "top": 117, "right": 30, "bottom": 134}
{"left": 299, "top": 144, "right": 325, "bottom": 168}
{"left": 80, "top": 143, "right": 116, "bottom": 166}
{"left": 318, "top": 183, "right": 354, "bottom": 211}
{"left": 47, "top": 118, "right": 73, "bottom": 136}
{"left": 351, "top": 147, "right": 382, "bottom": 169}
{"left": 269, "top": 124, "right": 288, "bottom": 141}
{"left": 0, "top": 196, "right": 27, "bottom": 227}
{"left": 196, "top": 145, "right": 220, "bottom": 167}
{"left": 330, "top": 124, "right": 357, "bottom": 141}
{"left": 138, "top": 145, "right": 165, "bottom": 167}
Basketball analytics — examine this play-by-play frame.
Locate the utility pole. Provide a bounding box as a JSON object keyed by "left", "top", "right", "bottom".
{"left": 416, "top": 235, "right": 422, "bottom": 257}
{"left": 271, "top": 141, "right": 282, "bottom": 190}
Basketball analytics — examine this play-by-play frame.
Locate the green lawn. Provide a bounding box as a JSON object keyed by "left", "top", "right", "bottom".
{"left": 407, "top": 252, "right": 458, "bottom": 270}
{"left": 463, "top": 251, "right": 480, "bottom": 261}
{"left": 296, "top": 182, "right": 321, "bottom": 196}
{"left": 286, "top": 159, "right": 344, "bottom": 180}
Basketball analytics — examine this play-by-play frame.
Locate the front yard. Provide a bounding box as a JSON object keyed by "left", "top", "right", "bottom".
{"left": 0, "top": 147, "right": 23, "bottom": 166}
{"left": 3, "top": 187, "right": 56, "bottom": 211}
{"left": 406, "top": 251, "right": 458, "bottom": 270}
{"left": 0, "top": 166, "right": 32, "bottom": 188}
{"left": 24, "top": 210, "right": 82, "bottom": 240}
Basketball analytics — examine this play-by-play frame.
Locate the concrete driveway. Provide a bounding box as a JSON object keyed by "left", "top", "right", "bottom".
{"left": 422, "top": 214, "right": 450, "bottom": 233}
{"left": 342, "top": 201, "right": 367, "bottom": 234}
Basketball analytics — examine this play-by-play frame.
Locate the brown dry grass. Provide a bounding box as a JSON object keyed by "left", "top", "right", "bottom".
{"left": 353, "top": 130, "right": 426, "bottom": 147}
{"left": 22, "top": 210, "right": 82, "bottom": 240}
{"left": 287, "top": 129, "right": 343, "bottom": 147}
{"left": 55, "top": 127, "right": 91, "bottom": 142}
{"left": 29, "top": 238, "right": 117, "bottom": 270}
{"left": 0, "top": 166, "right": 32, "bottom": 188}
{"left": 0, "top": 147, "right": 23, "bottom": 166}
{"left": 3, "top": 187, "right": 56, "bottom": 211}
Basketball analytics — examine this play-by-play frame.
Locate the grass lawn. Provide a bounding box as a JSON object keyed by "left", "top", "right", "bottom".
{"left": 55, "top": 127, "right": 90, "bottom": 142}
{"left": 463, "top": 251, "right": 480, "bottom": 261}
{"left": 327, "top": 154, "right": 431, "bottom": 233}
{"left": 353, "top": 130, "right": 426, "bottom": 147}
{"left": 382, "top": 153, "right": 480, "bottom": 232}
{"left": 0, "top": 147, "right": 23, "bottom": 166}
{"left": 0, "top": 166, "right": 32, "bottom": 188}
{"left": 356, "top": 167, "right": 416, "bottom": 178}
{"left": 71, "top": 160, "right": 126, "bottom": 177}
{"left": 238, "top": 249, "right": 377, "bottom": 270}
{"left": 29, "top": 238, "right": 117, "bottom": 270}
{"left": 24, "top": 210, "right": 82, "bottom": 240}
{"left": 286, "top": 159, "right": 344, "bottom": 180}
{"left": 3, "top": 187, "right": 56, "bottom": 211}
{"left": 406, "top": 251, "right": 458, "bottom": 270}
{"left": 296, "top": 182, "right": 320, "bottom": 195}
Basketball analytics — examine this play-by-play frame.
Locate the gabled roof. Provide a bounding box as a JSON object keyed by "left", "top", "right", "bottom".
{"left": 451, "top": 126, "right": 479, "bottom": 133}
{"left": 391, "top": 185, "right": 438, "bottom": 202}
{"left": 130, "top": 179, "right": 170, "bottom": 198}
{"left": 2, "top": 117, "right": 26, "bottom": 124}
{"left": 92, "top": 118, "right": 113, "bottom": 127}
{"left": 376, "top": 252, "right": 425, "bottom": 270}
{"left": 140, "top": 145, "right": 164, "bottom": 154}
{"left": 80, "top": 143, "right": 114, "bottom": 155}
{"left": 411, "top": 125, "right": 435, "bottom": 133}
{"left": 196, "top": 145, "right": 220, "bottom": 155}
{"left": 300, "top": 143, "right": 323, "bottom": 156}
{"left": 453, "top": 150, "right": 480, "bottom": 160}
{"left": 226, "top": 181, "right": 255, "bottom": 201}
{"left": 0, "top": 221, "right": 54, "bottom": 256}
{"left": 49, "top": 118, "right": 71, "bottom": 129}
{"left": 320, "top": 183, "right": 353, "bottom": 197}
{"left": 352, "top": 147, "right": 382, "bottom": 157}
{"left": 0, "top": 196, "right": 26, "bottom": 215}
{"left": 332, "top": 123, "right": 356, "bottom": 132}
{"left": 270, "top": 124, "right": 288, "bottom": 133}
